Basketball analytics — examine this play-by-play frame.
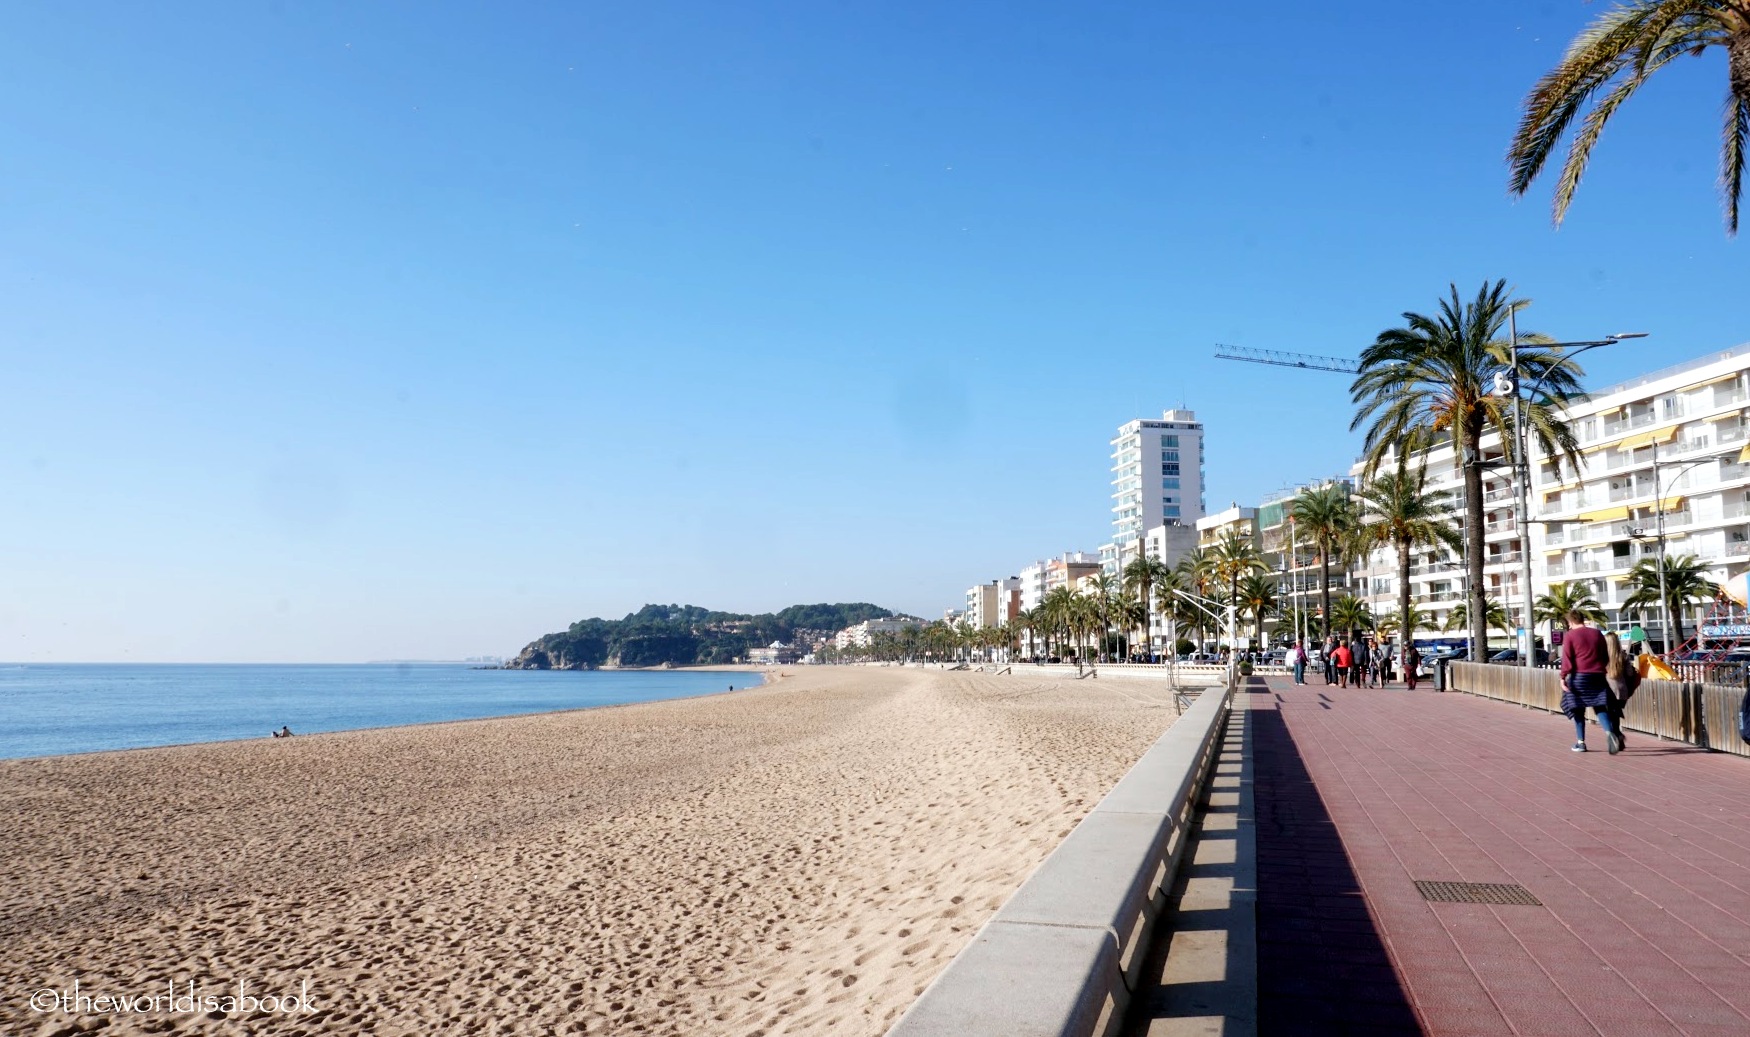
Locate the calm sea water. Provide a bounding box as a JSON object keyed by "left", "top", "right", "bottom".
{"left": 0, "top": 664, "right": 752, "bottom": 761}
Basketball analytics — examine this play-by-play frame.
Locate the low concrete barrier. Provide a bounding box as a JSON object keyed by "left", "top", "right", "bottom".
{"left": 886, "top": 683, "right": 1234, "bottom": 1037}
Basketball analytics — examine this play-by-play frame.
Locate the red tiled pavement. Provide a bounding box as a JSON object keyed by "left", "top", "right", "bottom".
{"left": 1249, "top": 673, "right": 1750, "bottom": 1037}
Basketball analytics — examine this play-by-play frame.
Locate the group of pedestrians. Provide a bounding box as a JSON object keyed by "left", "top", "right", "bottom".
{"left": 1284, "top": 609, "right": 1643, "bottom": 757}
{"left": 1289, "top": 635, "right": 1418, "bottom": 689}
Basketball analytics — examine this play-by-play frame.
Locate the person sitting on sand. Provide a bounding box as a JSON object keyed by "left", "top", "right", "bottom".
{"left": 273, "top": 726, "right": 293, "bottom": 738}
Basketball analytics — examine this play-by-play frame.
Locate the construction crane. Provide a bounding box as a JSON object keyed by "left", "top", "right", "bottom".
{"left": 1214, "top": 344, "right": 1359, "bottom": 374}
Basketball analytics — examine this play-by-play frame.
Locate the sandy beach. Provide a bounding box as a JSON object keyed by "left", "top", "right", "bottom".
{"left": 0, "top": 665, "right": 1177, "bottom": 1036}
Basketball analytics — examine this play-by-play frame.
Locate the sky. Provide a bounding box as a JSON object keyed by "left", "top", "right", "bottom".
{"left": 2, "top": 1, "right": 1745, "bottom": 661}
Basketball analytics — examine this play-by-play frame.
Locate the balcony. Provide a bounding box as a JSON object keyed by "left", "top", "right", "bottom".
{"left": 1629, "top": 410, "right": 1657, "bottom": 429}
{"left": 1716, "top": 388, "right": 1747, "bottom": 407}
{"left": 1731, "top": 541, "right": 1750, "bottom": 557}
{"left": 1489, "top": 550, "right": 1523, "bottom": 566}
{"left": 1725, "top": 499, "right": 1750, "bottom": 519}
{"left": 1546, "top": 562, "right": 1567, "bottom": 576}
{"left": 1484, "top": 518, "right": 1517, "bottom": 535}
{"left": 1483, "top": 486, "right": 1515, "bottom": 504}
{"left": 1719, "top": 424, "right": 1747, "bottom": 445}
{"left": 1545, "top": 528, "right": 1565, "bottom": 545}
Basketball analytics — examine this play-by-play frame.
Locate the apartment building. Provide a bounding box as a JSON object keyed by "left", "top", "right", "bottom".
{"left": 1107, "top": 409, "right": 1207, "bottom": 569}
{"left": 1343, "top": 343, "right": 1750, "bottom": 649}
{"left": 1196, "top": 504, "right": 1259, "bottom": 549}
{"left": 964, "top": 578, "right": 1021, "bottom": 628}
{"left": 1257, "top": 479, "right": 1356, "bottom": 638}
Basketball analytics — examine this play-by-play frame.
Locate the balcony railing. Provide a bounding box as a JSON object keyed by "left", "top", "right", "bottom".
{"left": 1716, "top": 388, "right": 1747, "bottom": 407}
{"left": 1719, "top": 424, "right": 1747, "bottom": 444}
{"left": 1485, "top": 519, "right": 1516, "bottom": 534}
{"left": 1483, "top": 486, "right": 1514, "bottom": 503}
{"left": 1546, "top": 562, "right": 1567, "bottom": 576}
{"left": 1731, "top": 541, "right": 1750, "bottom": 557}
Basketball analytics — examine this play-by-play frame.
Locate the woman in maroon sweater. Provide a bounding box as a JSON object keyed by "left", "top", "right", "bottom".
{"left": 1559, "top": 611, "right": 1623, "bottom": 754}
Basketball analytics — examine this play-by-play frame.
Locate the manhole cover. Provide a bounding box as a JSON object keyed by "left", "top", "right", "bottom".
{"left": 1414, "top": 881, "right": 1542, "bottom": 906}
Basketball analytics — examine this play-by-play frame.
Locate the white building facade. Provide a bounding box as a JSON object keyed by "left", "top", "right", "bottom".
{"left": 1107, "top": 409, "right": 1206, "bottom": 572}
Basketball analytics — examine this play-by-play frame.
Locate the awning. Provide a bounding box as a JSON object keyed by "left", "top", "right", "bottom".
{"left": 1679, "top": 373, "right": 1741, "bottom": 392}
{"left": 1612, "top": 425, "right": 1680, "bottom": 451}
{"left": 1654, "top": 494, "right": 1685, "bottom": 513}
{"left": 1739, "top": 443, "right": 1750, "bottom": 463}
{"left": 1543, "top": 546, "right": 1566, "bottom": 556}
{"left": 1705, "top": 411, "right": 1744, "bottom": 423}
{"left": 1577, "top": 504, "right": 1631, "bottom": 523}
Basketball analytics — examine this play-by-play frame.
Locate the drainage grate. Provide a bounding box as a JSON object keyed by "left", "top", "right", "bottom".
{"left": 1414, "top": 881, "right": 1542, "bottom": 906}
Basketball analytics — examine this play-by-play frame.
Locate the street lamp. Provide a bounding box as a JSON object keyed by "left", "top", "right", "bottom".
{"left": 1627, "top": 446, "right": 1735, "bottom": 653}
{"left": 1507, "top": 317, "right": 1649, "bottom": 668}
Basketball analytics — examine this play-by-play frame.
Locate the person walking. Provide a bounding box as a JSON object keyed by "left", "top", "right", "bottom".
{"left": 1403, "top": 642, "right": 1421, "bottom": 691}
{"left": 1323, "top": 636, "right": 1338, "bottom": 685}
{"left": 1560, "top": 610, "right": 1623, "bottom": 754}
{"left": 1292, "top": 640, "right": 1308, "bottom": 685}
{"left": 1604, "top": 631, "right": 1641, "bottom": 749}
{"left": 1349, "top": 634, "right": 1367, "bottom": 688}
{"left": 1332, "top": 640, "right": 1352, "bottom": 688}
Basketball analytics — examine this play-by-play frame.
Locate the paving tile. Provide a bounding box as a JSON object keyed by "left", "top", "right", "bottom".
{"left": 1250, "top": 675, "right": 1750, "bottom": 1037}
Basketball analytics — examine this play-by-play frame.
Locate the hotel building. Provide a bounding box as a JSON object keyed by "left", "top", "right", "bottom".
{"left": 1104, "top": 409, "right": 1206, "bottom": 574}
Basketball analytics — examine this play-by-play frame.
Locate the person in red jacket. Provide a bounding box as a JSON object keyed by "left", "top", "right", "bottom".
{"left": 1332, "top": 641, "right": 1353, "bottom": 688}
{"left": 1559, "top": 611, "right": 1623, "bottom": 754}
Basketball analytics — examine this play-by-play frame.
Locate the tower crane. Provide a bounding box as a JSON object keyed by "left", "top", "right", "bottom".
{"left": 1213, "top": 344, "right": 1359, "bottom": 374}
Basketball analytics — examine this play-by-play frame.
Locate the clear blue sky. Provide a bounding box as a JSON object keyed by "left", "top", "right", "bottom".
{"left": 2, "top": 1, "right": 1743, "bottom": 661}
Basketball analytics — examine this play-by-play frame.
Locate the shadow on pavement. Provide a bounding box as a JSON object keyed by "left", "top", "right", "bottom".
{"left": 1250, "top": 694, "right": 1424, "bottom": 1036}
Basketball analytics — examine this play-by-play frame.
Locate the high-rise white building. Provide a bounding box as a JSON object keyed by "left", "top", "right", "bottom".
{"left": 1108, "top": 410, "right": 1206, "bottom": 572}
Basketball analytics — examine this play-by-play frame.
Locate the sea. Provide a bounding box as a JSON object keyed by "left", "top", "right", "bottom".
{"left": 0, "top": 664, "right": 752, "bottom": 761}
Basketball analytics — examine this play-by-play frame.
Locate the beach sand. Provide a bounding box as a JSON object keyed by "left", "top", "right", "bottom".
{"left": 0, "top": 665, "right": 1177, "bottom": 1036}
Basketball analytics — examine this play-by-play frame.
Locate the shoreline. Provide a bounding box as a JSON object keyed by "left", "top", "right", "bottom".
{"left": 0, "top": 666, "right": 1174, "bottom": 1036}
{"left": 0, "top": 668, "right": 778, "bottom": 766}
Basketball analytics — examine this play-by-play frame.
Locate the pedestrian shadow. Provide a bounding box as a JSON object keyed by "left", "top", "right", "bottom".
{"left": 1253, "top": 707, "right": 1423, "bottom": 1036}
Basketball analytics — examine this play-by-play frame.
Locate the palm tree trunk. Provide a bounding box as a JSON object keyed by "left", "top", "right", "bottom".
{"left": 1319, "top": 551, "right": 1333, "bottom": 640}
{"left": 1463, "top": 434, "right": 1488, "bottom": 661}
{"left": 1398, "top": 538, "right": 1413, "bottom": 655}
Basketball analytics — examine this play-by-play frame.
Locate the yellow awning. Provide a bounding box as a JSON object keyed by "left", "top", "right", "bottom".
{"left": 1543, "top": 546, "right": 1565, "bottom": 556}
{"left": 1740, "top": 444, "right": 1750, "bottom": 463}
{"left": 1577, "top": 504, "right": 1630, "bottom": 523}
{"left": 1655, "top": 495, "right": 1684, "bottom": 512}
{"left": 1705, "top": 410, "right": 1744, "bottom": 423}
{"left": 1612, "top": 425, "right": 1681, "bottom": 451}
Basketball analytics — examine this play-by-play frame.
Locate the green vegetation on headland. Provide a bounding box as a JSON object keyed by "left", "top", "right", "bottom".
{"left": 506, "top": 603, "right": 894, "bottom": 669}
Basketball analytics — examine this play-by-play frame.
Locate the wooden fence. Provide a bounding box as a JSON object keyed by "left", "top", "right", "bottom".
{"left": 1448, "top": 662, "right": 1750, "bottom": 758}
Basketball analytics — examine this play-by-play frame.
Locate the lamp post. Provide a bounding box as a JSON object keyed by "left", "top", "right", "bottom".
{"left": 1507, "top": 319, "right": 1648, "bottom": 667}
{"left": 1629, "top": 446, "right": 1732, "bottom": 653}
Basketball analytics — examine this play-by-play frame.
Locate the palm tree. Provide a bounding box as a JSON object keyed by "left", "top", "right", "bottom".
{"left": 1533, "top": 581, "right": 1608, "bottom": 643}
{"left": 1122, "top": 555, "right": 1173, "bottom": 660}
{"left": 1377, "top": 604, "right": 1433, "bottom": 642}
{"left": 1354, "top": 464, "right": 1463, "bottom": 654}
{"left": 1330, "top": 595, "right": 1375, "bottom": 642}
{"left": 1041, "top": 586, "right": 1078, "bottom": 660}
{"left": 1176, "top": 548, "right": 1217, "bottom": 649}
{"left": 1290, "top": 484, "right": 1357, "bottom": 641}
{"left": 1622, "top": 553, "right": 1721, "bottom": 649}
{"left": 1235, "top": 574, "right": 1279, "bottom": 649}
{"left": 1111, "top": 594, "right": 1147, "bottom": 660}
{"left": 1210, "top": 531, "right": 1266, "bottom": 648}
{"left": 1013, "top": 607, "right": 1042, "bottom": 661}
{"left": 1507, "top": 2, "right": 1750, "bottom": 234}
{"left": 1351, "top": 281, "right": 1584, "bottom": 666}
{"left": 1445, "top": 596, "right": 1513, "bottom": 645}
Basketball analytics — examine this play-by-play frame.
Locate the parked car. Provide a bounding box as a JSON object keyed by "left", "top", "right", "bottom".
{"left": 1488, "top": 648, "right": 1550, "bottom": 666}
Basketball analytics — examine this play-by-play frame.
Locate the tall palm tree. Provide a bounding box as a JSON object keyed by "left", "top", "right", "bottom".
{"left": 1235, "top": 574, "right": 1279, "bottom": 649}
{"left": 1041, "top": 586, "right": 1078, "bottom": 660}
{"left": 1290, "top": 484, "right": 1357, "bottom": 641}
{"left": 1330, "top": 595, "right": 1375, "bottom": 642}
{"left": 1533, "top": 581, "right": 1608, "bottom": 643}
{"left": 1210, "top": 531, "right": 1267, "bottom": 648}
{"left": 1622, "top": 553, "right": 1721, "bottom": 649}
{"left": 1354, "top": 464, "right": 1463, "bottom": 653}
{"left": 1507, "top": 2, "right": 1750, "bottom": 234}
{"left": 1122, "top": 555, "right": 1173, "bottom": 660}
{"left": 1111, "top": 594, "right": 1147, "bottom": 660}
{"left": 1013, "top": 607, "right": 1042, "bottom": 661}
{"left": 1352, "top": 281, "right": 1584, "bottom": 665}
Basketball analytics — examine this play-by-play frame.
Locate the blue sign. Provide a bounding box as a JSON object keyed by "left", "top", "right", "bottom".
{"left": 1701, "top": 623, "right": 1750, "bottom": 638}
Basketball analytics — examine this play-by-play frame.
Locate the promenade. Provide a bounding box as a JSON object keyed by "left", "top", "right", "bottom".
{"left": 1249, "top": 672, "right": 1750, "bottom": 1037}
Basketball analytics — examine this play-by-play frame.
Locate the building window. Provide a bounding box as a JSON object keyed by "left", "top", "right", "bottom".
{"left": 1164, "top": 506, "right": 1181, "bottom": 517}
{"left": 1162, "top": 435, "right": 1179, "bottom": 448}
{"left": 1163, "top": 478, "right": 1179, "bottom": 489}
{"left": 1162, "top": 450, "right": 1179, "bottom": 462}
{"left": 1163, "top": 463, "right": 1179, "bottom": 475}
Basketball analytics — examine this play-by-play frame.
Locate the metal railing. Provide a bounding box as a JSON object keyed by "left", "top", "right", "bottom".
{"left": 1448, "top": 662, "right": 1750, "bottom": 759}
